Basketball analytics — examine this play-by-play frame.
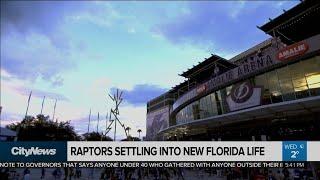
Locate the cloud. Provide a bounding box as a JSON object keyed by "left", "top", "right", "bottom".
{"left": 1, "top": 69, "right": 68, "bottom": 101}
{"left": 0, "top": 1, "right": 122, "bottom": 86}
{"left": 1, "top": 32, "right": 75, "bottom": 86}
{"left": 0, "top": 112, "right": 23, "bottom": 124}
{"left": 13, "top": 86, "right": 69, "bottom": 101}
{"left": 152, "top": 1, "right": 299, "bottom": 55}
{"left": 1, "top": 74, "right": 90, "bottom": 126}
{"left": 111, "top": 84, "right": 168, "bottom": 106}
{"left": 0, "top": 1, "right": 82, "bottom": 85}
{"left": 67, "top": 2, "right": 129, "bottom": 29}
{"left": 128, "top": 27, "right": 136, "bottom": 34}
{"left": 70, "top": 114, "right": 101, "bottom": 134}
{"left": 51, "top": 76, "right": 64, "bottom": 87}
{"left": 0, "top": 1, "right": 77, "bottom": 50}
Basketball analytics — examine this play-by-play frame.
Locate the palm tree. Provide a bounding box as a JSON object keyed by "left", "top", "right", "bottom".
{"left": 125, "top": 127, "right": 131, "bottom": 136}
{"left": 137, "top": 129, "right": 142, "bottom": 139}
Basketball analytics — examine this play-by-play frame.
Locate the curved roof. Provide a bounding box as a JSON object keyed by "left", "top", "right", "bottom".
{"left": 180, "top": 54, "right": 236, "bottom": 79}
{"left": 259, "top": 0, "right": 320, "bottom": 44}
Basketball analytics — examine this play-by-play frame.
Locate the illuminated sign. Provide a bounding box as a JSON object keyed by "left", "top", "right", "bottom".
{"left": 277, "top": 42, "right": 309, "bottom": 61}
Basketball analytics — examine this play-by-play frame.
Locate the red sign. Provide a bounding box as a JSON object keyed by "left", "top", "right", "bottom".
{"left": 277, "top": 41, "right": 309, "bottom": 61}
{"left": 196, "top": 84, "right": 207, "bottom": 94}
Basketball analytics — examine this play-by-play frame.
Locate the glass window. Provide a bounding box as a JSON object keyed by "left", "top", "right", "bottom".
{"left": 279, "top": 79, "right": 295, "bottom": 101}
{"left": 306, "top": 73, "right": 320, "bottom": 88}
{"left": 255, "top": 74, "right": 271, "bottom": 104}
{"left": 277, "top": 66, "right": 291, "bottom": 80}
{"left": 209, "top": 93, "right": 217, "bottom": 115}
{"left": 219, "top": 88, "right": 229, "bottom": 113}
{"left": 199, "top": 96, "right": 208, "bottom": 119}
{"left": 292, "top": 75, "right": 309, "bottom": 99}
{"left": 226, "top": 86, "right": 232, "bottom": 96}
{"left": 266, "top": 70, "right": 283, "bottom": 103}
{"left": 205, "top": 95, "right": 212, "bottom": 117}
{"left": 207, "top": 95, "right": 214, "bottom": 117}
{"left": 302, "top": 56, "right": 320, "bottom": 96}
{"left": 306, "top": 73, "right": 320, "bottom": 96}
{"left": 214, "top": 92, "right": 223, "bottom": 115}
{"left": 302, "top": 56, "right": 320, "bottom": 76}
{"left": 216, "top": 90, "right": 225, "bottom": 114}
{"left": 292, "top": 75, "right": 307, "bottom": 88}
{"left": 289, "top": 61, "right": 305, "bottom": 77}
{"left": 192, "top": 103, "right": 200, "bottom": 120}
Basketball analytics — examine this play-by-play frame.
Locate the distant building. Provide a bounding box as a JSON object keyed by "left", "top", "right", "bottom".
{"left": 0, "top": 127, "right": 17, "bottom": 141}
{"left": 146, "top": 0, "right": 320, "bottom": 141}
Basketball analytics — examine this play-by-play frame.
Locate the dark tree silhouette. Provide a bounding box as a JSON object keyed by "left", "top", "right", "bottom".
{"left": 82, "top": 132, "right": 113, "bottom": 141}
{"left": 125, "top": 127, "right": 131, "bottom": 136}
{"left": 6, "top": 114, "right": 80, "bottom": 141}
{"left": 137, "top": 129, "right": 142, "bottom": 139}
{"left": 121, "top": 136, "right": 141, "bottom": 141}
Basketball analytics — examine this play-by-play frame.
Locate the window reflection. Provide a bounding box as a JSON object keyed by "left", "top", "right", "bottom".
{"left": 307, "top": 74, "right": 320, "bottom": 88}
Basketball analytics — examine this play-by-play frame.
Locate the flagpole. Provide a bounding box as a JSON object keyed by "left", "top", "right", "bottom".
{"left": 96, "top": 112, "right": 100, "bottom": 132}
{"left": 17, "top": 91, "right": 32, "bottom": 141}
{"left": 52, "top": 99, "right": 57, "bottom": 121}
{"left": 87, "top": 109, "right": 91, "bottom": 133}
{"left": 105, "top": 113, "right": 108, "bottom": 135}
{"left": 25, "top": 91, "right": 32, "bottom": 118}
{"left": 40, "top": 96, "right": 45, "bottom": 114}
{"left": 0, "top": 106, "right": 2, "bottom": 134}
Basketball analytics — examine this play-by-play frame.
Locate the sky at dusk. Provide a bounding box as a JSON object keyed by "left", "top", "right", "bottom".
{"left": 0, "top": 1, "right": 300, "bottom": 139}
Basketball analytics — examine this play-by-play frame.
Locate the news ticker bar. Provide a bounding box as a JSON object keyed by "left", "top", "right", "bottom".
{"left": 0, "top": 141, "right": 319, "bottom": 162}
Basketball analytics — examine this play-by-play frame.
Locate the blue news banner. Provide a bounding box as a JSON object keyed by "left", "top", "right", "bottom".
{"left": 282, "top": 141, "right": 307, "bottom": 161}
{"left": 0, "top": 141, "right": 318, "bottom": 168}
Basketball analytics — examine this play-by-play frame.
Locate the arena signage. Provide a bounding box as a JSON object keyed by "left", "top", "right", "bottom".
{"left": 174, "top": 49, "right": 275, "bottom": 111}
{"left": 207, "top": 53, "right": 274, "bottom": 88}
{"left": 226, "top": 82, "right": 262, "bottom": 111}
{"left": 196, "top": 84, "right": 207, "bottom": 94}
{"left": 277, "top": 41, "right": 309, "bottom": 61}
{"left": 230, "top": 82, "right": 254, "bottom": 103}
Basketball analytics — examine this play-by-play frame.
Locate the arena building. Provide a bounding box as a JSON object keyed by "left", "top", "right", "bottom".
{"left": 146, "top": 0, "right": 320, "bottom": 141}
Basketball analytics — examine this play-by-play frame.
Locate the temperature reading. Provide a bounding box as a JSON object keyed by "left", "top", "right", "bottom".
{"left": 283, "top": 141, "right": 307, "bottom": 161}
{"left": 291, "top": 151, "right": 299, "bottom": 159}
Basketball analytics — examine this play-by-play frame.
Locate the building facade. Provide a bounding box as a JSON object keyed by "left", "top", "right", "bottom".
{"left": 146, "top": 0, "right": 320, "bottom": 141}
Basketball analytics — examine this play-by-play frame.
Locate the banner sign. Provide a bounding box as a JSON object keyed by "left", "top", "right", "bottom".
{"left": 0, "top": 141, "right": 320, "bottom": 162}
{"left": 196, "top": 84, "right": 207, "bottom": 94}
{"left": 226, "top": 82, "right": 262, "bottom": 111}
{"left": 277, "top": 41, "right": 309, "bottom": 61}
{"left": 146, "top": 106, "right": 170, "bottom": 140}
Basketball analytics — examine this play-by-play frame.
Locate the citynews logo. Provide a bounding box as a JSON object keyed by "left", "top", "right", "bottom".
{"left": 11, "top": 147, "right": 56, "bottom": 157}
